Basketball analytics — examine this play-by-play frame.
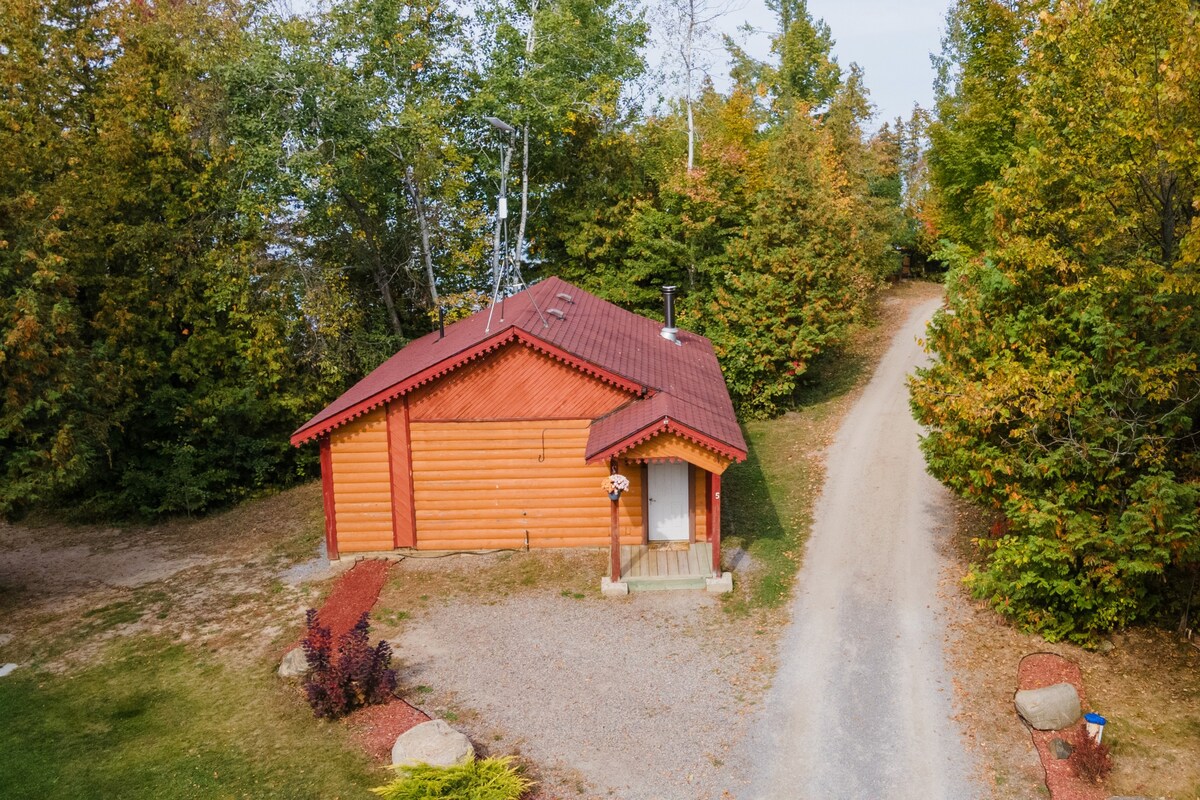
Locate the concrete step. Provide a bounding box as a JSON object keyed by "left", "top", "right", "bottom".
{"left": 624, "top": 575, "right": 707, "bottom": 591}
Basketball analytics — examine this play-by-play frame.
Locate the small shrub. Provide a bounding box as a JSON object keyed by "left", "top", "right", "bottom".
{"left": 371, "top": 756, "right": 533, "bottom": 800}
{"left": 1072, "top": 731, "right": 1112, "bottom": 784}
{"left": 301, "top": 610, "right": 397, "bottom": 719}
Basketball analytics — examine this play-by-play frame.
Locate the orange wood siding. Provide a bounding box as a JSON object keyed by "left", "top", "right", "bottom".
{"left": 693, "top": 466, "right": 708, "bottom": 541}
{"left": 330, "top": 408, "right": 393, "bottom": 552}
{"left": 407, "top": 342, "right": 633, "bottom": 422}
{"left": 410, "top": 419, "right": 644, "bottom": 550}
{"left": 622, "top": 433, "right": 733, "bottom": 475}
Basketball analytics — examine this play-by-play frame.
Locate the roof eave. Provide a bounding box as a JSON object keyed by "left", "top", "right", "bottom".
{"left": 585, "top": 416, "right": 748, "bottom": 466}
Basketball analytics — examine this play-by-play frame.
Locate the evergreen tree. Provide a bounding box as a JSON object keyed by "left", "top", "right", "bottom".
{"left": 913, "top": 0, "right": 1200, "bottom": 642}
{"left": 0, "top": 0, "right": 321, "bottom": 517}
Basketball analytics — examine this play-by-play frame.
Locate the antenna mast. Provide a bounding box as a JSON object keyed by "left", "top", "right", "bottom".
{"left": 484, "top": 116, "right": 548, "bottom": 333}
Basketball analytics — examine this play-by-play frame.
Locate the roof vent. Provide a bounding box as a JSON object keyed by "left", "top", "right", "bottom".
{"left": 660, "top": 285, "right": 680, "bottom": 345}
{"left": 555, "top": 292, "right": 575, "bottom": 304}
{"left": 547, "top": 308, "right": 566, "bottom": 320}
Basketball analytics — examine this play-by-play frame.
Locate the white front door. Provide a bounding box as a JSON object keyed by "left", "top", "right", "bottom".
{"left": 647, "top": 461, "right": 690, "bottom": 542}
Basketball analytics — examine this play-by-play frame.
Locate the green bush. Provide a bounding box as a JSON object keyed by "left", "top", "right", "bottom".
{"left": 371, "top": 756, "right": 533, "bottom": 800}
{"left": 911, "top": 0, "right": 1200, "bottom": 643}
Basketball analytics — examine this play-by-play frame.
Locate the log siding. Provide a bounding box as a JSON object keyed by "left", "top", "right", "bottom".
{"left": 410, "top": 419, "right": 646, "bottom": 550}
{"left": 329, "top": 408, "right": 393, "bottom": 552}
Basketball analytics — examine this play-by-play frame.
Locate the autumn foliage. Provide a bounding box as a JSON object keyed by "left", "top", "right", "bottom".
{"left": 912, "top": 0, "right": 1200, "bottom": 642}
{"left": 1072, "top": 733, "right": 1112, "bottom": 785}
{"left": 301, "top": 610, "right": 397, "bottom": 720}
{"left": 3, "top": 0, "right": 912, "bottom": 518}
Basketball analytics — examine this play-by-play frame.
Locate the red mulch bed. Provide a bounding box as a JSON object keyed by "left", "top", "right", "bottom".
{"left": 288, "top": 559, "right": 394, "bottom": 651}
{"left": 285, "top": 559, "right": 431, "bottom": 763}
{"left": 347, "top": 698, "right": 432, "bottom": 763}
{"left": 1017, "top": 653, "right": 1107, "bottom": 800}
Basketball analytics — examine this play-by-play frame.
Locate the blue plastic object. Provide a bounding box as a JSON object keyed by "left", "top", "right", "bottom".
{"left": 1084, "top": 712, "right": 1106, "bottom": 725}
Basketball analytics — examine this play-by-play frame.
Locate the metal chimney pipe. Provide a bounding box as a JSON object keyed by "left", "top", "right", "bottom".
{"left": 661, "top": 285, "right": 679, "bottom": 344}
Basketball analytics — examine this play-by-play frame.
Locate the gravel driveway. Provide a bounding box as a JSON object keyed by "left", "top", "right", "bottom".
{"left": 734, "top": 297, "right": 984, "bottom": 799}
{"left": 389, "top": 560, "right": 769, "bottom": 800}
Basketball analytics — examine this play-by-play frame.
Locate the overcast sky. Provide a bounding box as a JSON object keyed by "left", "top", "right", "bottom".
{"left": 685, "top": 0, "right": 953, "bottom": 127}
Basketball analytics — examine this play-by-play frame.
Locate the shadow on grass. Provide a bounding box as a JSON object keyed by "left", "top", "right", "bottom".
{"left": 719, "top": 343, "right": 880, "bottom": 614}
{"left": 791, "top": 346, "right": 871, "bottom": 410}
{"left": 720, "top": 430, "right": 794, "bottom": 614}
{"left": 0, "top": 637, "right": 379, "bottom": 800}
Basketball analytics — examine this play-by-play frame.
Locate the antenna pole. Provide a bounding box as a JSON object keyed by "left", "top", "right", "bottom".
{"left": 481, "top": 116, "right": 542, "bottom": 332}
{"left": 484, "top": 119, "right": 515, "bottom": 334}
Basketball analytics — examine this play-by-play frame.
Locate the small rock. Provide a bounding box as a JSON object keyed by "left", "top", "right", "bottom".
{"left": 391, "top": 719, "right": 474, "bottom": 768}
{"left": 0, "top": 663, "right": 18, "bottom": 678}
{"left": 1096, "top": 639, "right": 1114, "bottom": 653}
{"left": 724, "top": 547, "right": 753, "bottom": 572}
{"left": 1050, "top": 737, "right": 1074, "bottom": 759}
{"left": 277, "top": 647, "right": 309, "bottom": 678}
{"left": 0, "top": 633, "right": 13, "bottom": 648}
{"left": 1015, "top": 682, "right": 1081, "bottom": 731}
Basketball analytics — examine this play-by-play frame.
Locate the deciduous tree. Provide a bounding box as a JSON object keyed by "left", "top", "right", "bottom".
{"left": 913, "top": 0, "right": 1200, "bottom": 642}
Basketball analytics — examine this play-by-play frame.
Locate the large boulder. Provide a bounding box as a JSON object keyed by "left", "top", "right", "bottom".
{"left": 1015, "top": 682, "right": 1081, "bottom": 731}
{"left": 391, "top": 719, "right": 474, "bottom": 768}
{"left": 277, "top": 647, "right": 309, "bottom": 679}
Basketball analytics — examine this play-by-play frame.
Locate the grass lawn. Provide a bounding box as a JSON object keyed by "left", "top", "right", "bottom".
{"left": 0, "top": 637, "right": 381, "bottom": 800}
{"left": 0, "top": 485, "right": 391, "bottom": 800}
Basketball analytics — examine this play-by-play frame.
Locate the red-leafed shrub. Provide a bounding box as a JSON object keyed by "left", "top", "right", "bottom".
{"left": 301, "top": 610, "right": 397, "bottom": 719}
{"left": 1072, "top": 731, "right": 1113, "bottom": 784}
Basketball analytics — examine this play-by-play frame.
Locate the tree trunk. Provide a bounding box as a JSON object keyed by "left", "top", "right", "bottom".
{"left": 514, "top": 0, "right": 538, "bottom": 269}
{"left": 340, "top": 189, "right": 404, "bottom": 337}
{"left": 686, "top": 100, "right": 695, "bottom": 172}
{"left": 685, "top": 0, "right": 696, "bottom": 172}
{"left": 374, "top": 263, "right": 404, "bottom": 337}
{"left": 1160, "top": 170, "right": 1176, "bottom": 264}
{"left": 403, "top": 166, "right": 439, "bottom": 308}
{"left": 516, "top": 123, "right": 530, "bottom": 266}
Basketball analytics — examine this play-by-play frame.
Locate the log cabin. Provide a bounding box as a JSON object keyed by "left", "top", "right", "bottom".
{"left": 291, "top": 277, "right": 747, "bottom": 586}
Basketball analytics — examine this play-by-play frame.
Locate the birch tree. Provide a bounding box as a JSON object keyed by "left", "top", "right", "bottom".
{"left": 653, "top": 0, "right": 729, "bottom": 170}
{"left": 474, "top": 0, "right": 646, "bottom": 274}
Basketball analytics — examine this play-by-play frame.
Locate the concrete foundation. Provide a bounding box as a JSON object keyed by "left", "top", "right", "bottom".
{"left": 705, "top": 571, "right": 733, "bottom": 594}
{"left": 600, "top": 577, "right": 629, "bottom": 596}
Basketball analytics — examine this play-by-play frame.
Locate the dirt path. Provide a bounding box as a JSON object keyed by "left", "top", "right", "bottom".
{"left": 738, "top": 297, "right": 984, "bottom": 799}
{"left": 0, "top": 484, "right": 336, "bottom": 671}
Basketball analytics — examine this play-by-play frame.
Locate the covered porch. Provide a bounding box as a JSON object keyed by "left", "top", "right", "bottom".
{"left": 599, "top": 450, "right": 733, "bottom": 595}
{"left": 588, "top": 419, "right": 739, "bottom": 596}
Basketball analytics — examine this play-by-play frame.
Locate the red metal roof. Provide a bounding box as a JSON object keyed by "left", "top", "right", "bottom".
{"left": 291, "top": 276, "right": 747, "bottom": 463}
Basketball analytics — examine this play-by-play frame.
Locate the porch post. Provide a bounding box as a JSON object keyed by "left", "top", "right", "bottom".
{"left": 710, "top": 473, "right": 721, "bottom": 578}
{"left": 609, "top": 458, "right": 621, "bottom": 582}
{"left": 610, "top": 496, "right": 621, "bottom": 581}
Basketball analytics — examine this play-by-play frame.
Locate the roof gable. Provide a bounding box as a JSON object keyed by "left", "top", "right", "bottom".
{"left": 291, "top": 277, "right": 747, "bottom": 462}
{"left": 407, "top": 340, "right": 633, "bottom": 421}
